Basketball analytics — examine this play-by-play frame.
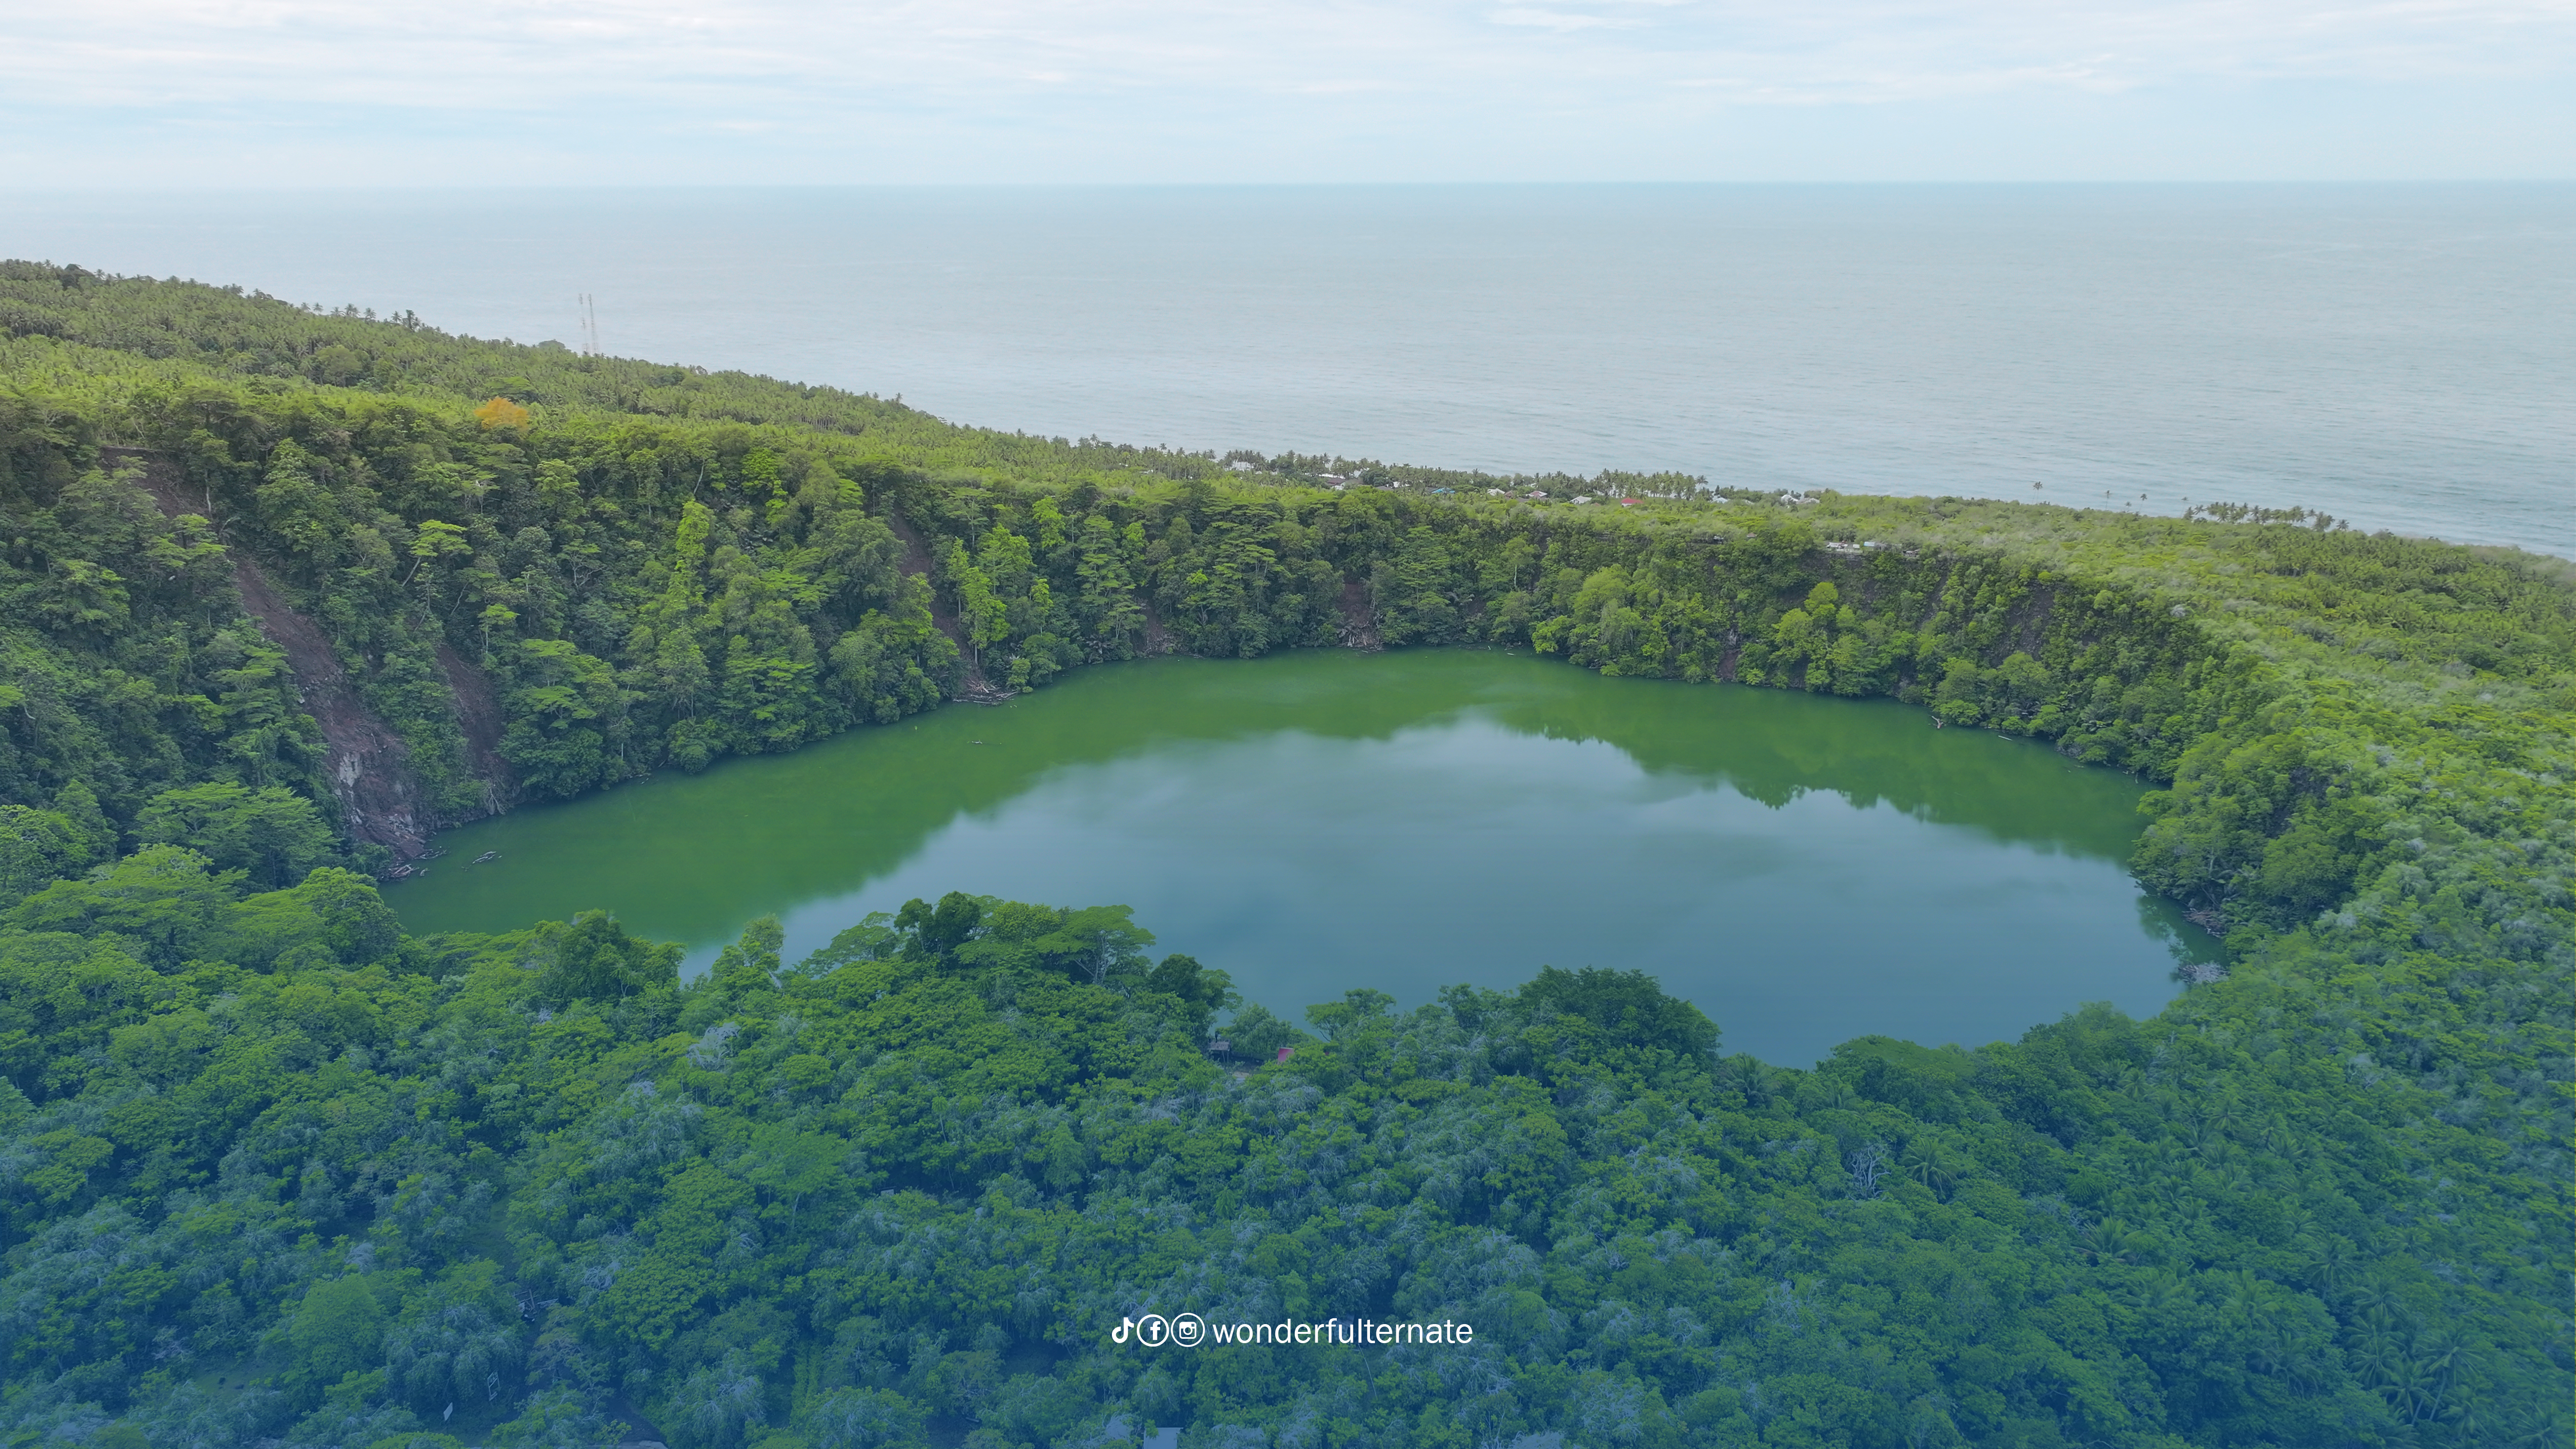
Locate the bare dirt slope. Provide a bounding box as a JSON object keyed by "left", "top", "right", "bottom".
{"left": 104, "top": 446, "right": 480, "bottom": 859}
{"left": 436, "top": 641, "right": 516, "bottom": 815}
{"left": 228, "top": 559, "right": 439, "bottom": 858}
{"left": 1336, "top": 578, "right": 1382, "bottom": 651}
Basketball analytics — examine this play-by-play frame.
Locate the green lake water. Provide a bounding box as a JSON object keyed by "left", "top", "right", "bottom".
{"left": 389, "top": 649, "right": 2214, "bottom": 1065}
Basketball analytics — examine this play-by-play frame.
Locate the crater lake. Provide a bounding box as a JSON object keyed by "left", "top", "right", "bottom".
{"left": 388, "top": 649, "right": 2215, "bottom": 1065}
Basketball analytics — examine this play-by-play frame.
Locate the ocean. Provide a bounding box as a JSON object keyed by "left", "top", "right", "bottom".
{"left": 5, "top": 184, "right": 2569, "bottom": 555}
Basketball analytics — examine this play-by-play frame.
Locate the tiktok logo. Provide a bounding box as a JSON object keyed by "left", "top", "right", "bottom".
{"left": 1111, "top": 1314, "right": 1169, "bottom": 1345}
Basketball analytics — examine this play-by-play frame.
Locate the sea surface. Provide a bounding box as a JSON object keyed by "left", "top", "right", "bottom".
{"left": 390, "top": 651, "right": 2215, "bottom": 1066}
{"left": 4, "top": 183, "right": 2570, "bottom": 555}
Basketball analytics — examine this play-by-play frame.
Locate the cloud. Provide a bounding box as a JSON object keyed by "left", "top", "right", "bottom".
{"left": 11, "top": 0, "right": 2569, "bottom": 103}
{"left": 1488, "top": 8, "right": 1643, "bottom": 32}
{"left": 0, "top": 0, "right": 2569, "bottom": 179}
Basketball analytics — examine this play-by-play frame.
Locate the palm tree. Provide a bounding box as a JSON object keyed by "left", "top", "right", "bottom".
{"left": 2347, "top": 1325, "right": 2403, "bottom": 1389}
{"left": 2303, "top": 1236, "right": 2355, "bottom": 1293}
{"left": 1900, "top": 1140, "right": 1959, "bottom": 1199}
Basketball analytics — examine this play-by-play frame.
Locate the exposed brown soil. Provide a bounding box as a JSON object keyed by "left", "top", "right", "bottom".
{"left": 1997, "top": 582, "right": 2062, "bottom": 658}
{"left": 881, "top": 506, "right": 960, "bottom": 632}
{"left": 219, "top": 541, "right": 441, "bottom": 858}
{"left": 103, "top": 445, "right": 217, "bottom": 523}
{"left": 602, "top": 1389, "right": 670, "bottom": 1447}
{"left": 1335, "top": 580, "right": 1382, "bottom": 651}
{"left": 1141, "top": 601, "right": 1180, "bottom": 657}
{"left": 885, "top": 504, "right": 1003, "bottom": 694}
{"left": 103, "top": 446, "right": 485, "bottom": 860}
{"left": 437, "top": 643, "right": 517, "bottom": 814}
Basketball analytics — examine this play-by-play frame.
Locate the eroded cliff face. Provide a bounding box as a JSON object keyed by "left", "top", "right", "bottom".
{"left": 227, "top": 555, "right": 439, "bottom": 857}
{"left": 109, "top": 447, "right": 512, "bottom": 859}
{"left": 435, "top": 640, "right": 516, "bottom": 818}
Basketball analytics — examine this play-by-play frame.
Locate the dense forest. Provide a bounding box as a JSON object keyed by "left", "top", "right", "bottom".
{"left": 0, "top": 262, "right": 2566, "bottom": 1448}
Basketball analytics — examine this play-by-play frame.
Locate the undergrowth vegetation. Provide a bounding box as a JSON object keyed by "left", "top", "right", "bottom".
{"left": 0, "top": 263, "right": 2565, "bottom": 1448}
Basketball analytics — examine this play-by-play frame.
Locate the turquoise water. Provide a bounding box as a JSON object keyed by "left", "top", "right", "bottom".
{"left": 5, "top": 183, "right": 2569, "bottom": 554}
{"left": 390, "top": 652, "right": 2215, "bottom": 1066}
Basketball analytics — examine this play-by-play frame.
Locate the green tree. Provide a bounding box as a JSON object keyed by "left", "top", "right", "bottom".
{"left": 1141, "top": 952, "right": 1238, "bottom": 1039}
{"left": 0, "top": 805, "right": 100, "bottom": 906}
{"left": 707, "top": 915, "right": 784, "bottom": 1004}
{"left": 5, "top": 844, "right": 239, "bottom": 965}
{"left": 1517, "top": 965, "right": 1719, "bottom": 1058}
{"left": 135, "top": 782, "right": 337, "bottom": 890}
{"left": 288, "top": 1276, "right": 393, "bottom": 1391}
{"left": 537, "top": 909, "right": 681, "bottom": 1004}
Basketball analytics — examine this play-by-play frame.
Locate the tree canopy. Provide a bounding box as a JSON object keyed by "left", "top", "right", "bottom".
{"left": 0, "top": 262, "right": 2564, "bottom": 1448}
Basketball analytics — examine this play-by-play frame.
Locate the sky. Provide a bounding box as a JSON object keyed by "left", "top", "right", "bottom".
{"left": 1, "top": 0, "right": 2572, "bottom": 183}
